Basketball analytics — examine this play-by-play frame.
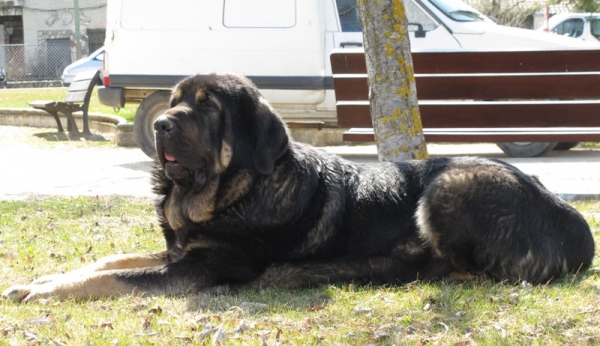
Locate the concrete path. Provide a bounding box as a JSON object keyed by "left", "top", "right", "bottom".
{"left": 2, "top": 126, "right": 600, "bottom": 201}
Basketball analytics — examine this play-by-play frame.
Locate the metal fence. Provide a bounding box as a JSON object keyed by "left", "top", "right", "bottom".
{"left": 0, "top": 42, "right": 73, "bottom": 81}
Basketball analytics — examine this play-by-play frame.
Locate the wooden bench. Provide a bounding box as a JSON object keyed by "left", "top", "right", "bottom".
{"left": 29, "top": 69, "right": 101, "bottom": 136}
{"left": 330, "top": 48, "right": 600, "bottom": 157}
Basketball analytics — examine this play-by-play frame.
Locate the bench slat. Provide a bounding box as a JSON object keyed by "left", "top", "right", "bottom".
{"left": 68, "top": 79, "right": 96, "bottom": 93}
{"left": 343, "top": 128, "right": 600, "bottom": 143}
{"left": 337, "top": 101, "right": 600, "bottom": 128}
{"left": 331, "top": 49, "right": 600, "bottom": 74}
{"left": 334, "top": 73, "right": 600, "bottom": 101}
{"left": 64, "top": 91, "right": 90, "bottom": 103}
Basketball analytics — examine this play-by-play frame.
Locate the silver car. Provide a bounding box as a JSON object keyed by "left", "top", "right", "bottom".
{"left": 61, "top": 46, "right": 104, "bottom": 86}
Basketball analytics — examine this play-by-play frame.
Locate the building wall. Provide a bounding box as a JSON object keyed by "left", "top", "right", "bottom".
{"left": 23, "top": 0, "right": 107, "bottom": 58}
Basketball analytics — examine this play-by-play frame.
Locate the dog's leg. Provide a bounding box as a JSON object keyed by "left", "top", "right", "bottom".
{"left": 3, "top": 254, "right": 216, "bottom": 302}
{"left": 244, "top": 256, "right": 452, "bottom": 289}
{"left": 30, "top": 251, "right": 169, "bottom": 285}
{"left": 416, "top": 164, "right": 594, "bottom": 284}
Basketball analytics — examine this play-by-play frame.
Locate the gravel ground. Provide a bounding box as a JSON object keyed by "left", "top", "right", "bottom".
{"left": 1, "top": 126, "right": 154, "bottom": 200}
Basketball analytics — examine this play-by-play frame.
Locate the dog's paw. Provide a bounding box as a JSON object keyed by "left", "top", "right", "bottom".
{"left": 3, "top": 282, "right": 69, "bottom": 303}
{"left": 3, "top": 285, "right": 37, "bottom": 302}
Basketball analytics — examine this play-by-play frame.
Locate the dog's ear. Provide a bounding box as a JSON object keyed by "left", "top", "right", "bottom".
{"left": 253, "top": 99, "right": 289, "bottom": 175}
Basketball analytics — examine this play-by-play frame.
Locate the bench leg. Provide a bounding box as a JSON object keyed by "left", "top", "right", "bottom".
{"left": 46, "top": 110, "right": 65, "bottom": 132}
{"left": 60, "top": 110, "right": 80, "bottom": 135}
{"left": 81, "top": 111, "right": 91, "bottom": 136}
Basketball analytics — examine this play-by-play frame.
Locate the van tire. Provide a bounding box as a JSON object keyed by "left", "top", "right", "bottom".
{"left": 133, "top": 91, "right": 171, "bottom": 159}
{"left": 496, "top": 142, "right": 557, "bottom": 157}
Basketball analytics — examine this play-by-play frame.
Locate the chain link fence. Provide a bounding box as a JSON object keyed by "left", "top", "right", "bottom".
{"left": 0, "top": 41, "right": 73, "bottom": 82}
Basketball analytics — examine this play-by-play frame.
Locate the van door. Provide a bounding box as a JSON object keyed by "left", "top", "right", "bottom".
{"left": 222, "top": 0, "right": 326, "bottom": 106}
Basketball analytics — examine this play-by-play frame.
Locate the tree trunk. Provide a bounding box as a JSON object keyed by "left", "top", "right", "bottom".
{"left": 357, "top": 0, "right": 428, "bottom": 161}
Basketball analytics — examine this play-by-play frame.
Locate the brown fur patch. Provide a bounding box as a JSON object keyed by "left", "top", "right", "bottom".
{"left": 172, "top": 89, "right": 182, "bottom": 104}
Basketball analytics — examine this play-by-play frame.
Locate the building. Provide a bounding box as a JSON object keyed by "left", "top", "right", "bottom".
{"left": 0, "top": 0, "right": 107, "bottom": 81}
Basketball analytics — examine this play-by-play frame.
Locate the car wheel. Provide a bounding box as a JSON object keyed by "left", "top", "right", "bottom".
{"left": 133, "top": 91, "right": 171, "bottom": 159}
{"left": 553, "top": 142, "right": 579, "bottom": 151}
{"left": 496, "top": 142, "right": 558, "bottom": 157}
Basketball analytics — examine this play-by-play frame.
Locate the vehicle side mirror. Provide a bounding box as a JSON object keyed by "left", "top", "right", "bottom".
{"left": 408, "top": 23, "right": 426, "bottom": 38}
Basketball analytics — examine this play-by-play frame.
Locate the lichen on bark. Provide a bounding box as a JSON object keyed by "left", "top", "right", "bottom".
{"left": 357, "top": 0, "right": 428, "bottom": 161}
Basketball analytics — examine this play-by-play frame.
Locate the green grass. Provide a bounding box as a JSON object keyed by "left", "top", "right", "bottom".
{"left": 0, "top": 88, "right": 137, "bottom": 122}
{"left": 1, "top": 197, "right": 599, "bottom": 345}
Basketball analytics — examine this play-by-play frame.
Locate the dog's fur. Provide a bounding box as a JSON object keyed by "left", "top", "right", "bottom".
{"left": 3, "top": 73, "right": 595, "bottom": 302}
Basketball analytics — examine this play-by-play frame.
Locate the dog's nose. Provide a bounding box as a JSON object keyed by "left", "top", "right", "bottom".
{"left": 154, "top": 116, "right": 175, "bottom": 133}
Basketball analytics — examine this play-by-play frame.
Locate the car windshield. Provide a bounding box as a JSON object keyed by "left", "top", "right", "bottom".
{"left": 428, "top": 0, "right": 487, "bottom": 22}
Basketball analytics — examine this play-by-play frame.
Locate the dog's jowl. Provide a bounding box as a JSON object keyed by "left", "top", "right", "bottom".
{"left": 4, "top": 73, "right": 595, "bottom": 301}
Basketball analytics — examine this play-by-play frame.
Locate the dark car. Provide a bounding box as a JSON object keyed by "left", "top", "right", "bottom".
{"left": 0, "top": 68, "right": 6, "bottom": 88}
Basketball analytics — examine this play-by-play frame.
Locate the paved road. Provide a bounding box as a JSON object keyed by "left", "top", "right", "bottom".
{"left": 2, "top": 126, "right": 600, "bottom": 201}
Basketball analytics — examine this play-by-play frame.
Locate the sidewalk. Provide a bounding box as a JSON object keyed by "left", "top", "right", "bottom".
{"left": 2, "top": 126, "right": 600, "bottom": 201}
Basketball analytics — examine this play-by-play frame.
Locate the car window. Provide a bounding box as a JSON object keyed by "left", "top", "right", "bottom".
{"left": 336, "top": 0, "right": 438, "bottom": 32}
{"left": 551, "top": 18, "right": 584, "bottom": 38}
{"left": 591, "top": 18, "right": 600, "bottom": 39}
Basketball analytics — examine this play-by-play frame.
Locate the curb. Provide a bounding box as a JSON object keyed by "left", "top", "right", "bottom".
{"left": 0, "top": 107, "right": 137, "bottom": 147}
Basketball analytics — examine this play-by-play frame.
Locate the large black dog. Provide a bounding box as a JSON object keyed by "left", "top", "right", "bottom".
{"left": 4, "top": 73, "right": 595, "bottom": 301}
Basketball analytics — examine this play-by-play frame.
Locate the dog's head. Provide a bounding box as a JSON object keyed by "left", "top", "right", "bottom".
{"left": 153, "top": 73, "right": 289, "bottom": 187}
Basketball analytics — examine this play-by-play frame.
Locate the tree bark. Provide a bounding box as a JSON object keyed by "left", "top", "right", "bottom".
{"left": 357, "top": 0, "right": 428, "bottom": 161}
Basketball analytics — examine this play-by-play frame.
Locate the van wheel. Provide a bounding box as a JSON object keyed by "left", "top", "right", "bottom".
{"left": 496, "top": 142, "right": 557, "bottom": 157}
{"left": 133, "top": 91, "right": 171, "bottom": 159}
{"left": 553, "top": 142, "right": 579, "bottom": 151}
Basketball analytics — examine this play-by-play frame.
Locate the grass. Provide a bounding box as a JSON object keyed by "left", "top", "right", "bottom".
{"left": 0, "top": 196, "right": 599, "bottom": 345}
{"left": 0, "top": 88, "right": 137, "bottom": 123}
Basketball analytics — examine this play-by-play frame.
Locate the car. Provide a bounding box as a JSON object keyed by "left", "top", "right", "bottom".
{"left": 0, "top": 68, "right": 6, "bottom": 88}
{"left": 540, "top": 13, "right": 600, "bottom": 45}
{"left": 61, "top": 46, "right": 104, "bottom": 86}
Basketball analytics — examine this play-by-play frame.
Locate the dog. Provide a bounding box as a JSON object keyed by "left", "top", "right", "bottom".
{"left": 3, "top": 73, "right": 595, "bottom": 302}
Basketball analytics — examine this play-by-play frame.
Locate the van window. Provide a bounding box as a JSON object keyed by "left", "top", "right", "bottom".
{"left": 336, "top": 0, "right": 438, "bottom": 33}
{"left": 551, "top": 18, "right": 584, "bottom": 38}
{"left": 223, "top": 0, "right": 296, "bottom": 28}
{"left": 591, "top": 19, "right": 600, "bottom": 39}
{"left": 121, "top": 0, "right": 211, "bottom": 31}
{"left": 336, "top": 0, "right": 361, "bottom": 32}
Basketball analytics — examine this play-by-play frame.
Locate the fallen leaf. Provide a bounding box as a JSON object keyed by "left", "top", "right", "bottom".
{"left": 233, "top": 321, "right": 253, "bottom": 334}
{"left": 26, "top": 317, "right": 51, "bottom": 325}
{"left": 212, "top": 326, "right": 227, "bottom": 345}
{"left": 354, "top": 307, "right": 375, "bottom": 315}
{"left": 199, "top": 326, "right": 219, "bottom": 341}
{"left": 240, "top": 302, "right": 269, "bottom": 312}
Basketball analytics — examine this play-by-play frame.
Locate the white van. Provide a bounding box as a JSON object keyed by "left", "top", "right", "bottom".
{"left": 541, "top": 13, "right": 600, "bottom": 45}
{"left": 99, "top": 0, "right": 596, "bottom": 157}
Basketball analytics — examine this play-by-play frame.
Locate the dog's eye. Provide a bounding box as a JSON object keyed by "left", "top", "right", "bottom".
{"left": 198, "top": 94, "right": 221, "bottom": 112}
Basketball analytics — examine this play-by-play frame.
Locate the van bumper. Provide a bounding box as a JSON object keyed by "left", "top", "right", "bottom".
{"left": 98, "top": 87, "right": 125, "bottom": 109}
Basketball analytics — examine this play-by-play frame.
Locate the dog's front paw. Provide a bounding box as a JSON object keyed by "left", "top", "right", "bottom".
{"left": 3, "top": 285, "right": 37, "bottom": 302}
{"left": 3, "top": 282, "right": 69, "bottom": 303}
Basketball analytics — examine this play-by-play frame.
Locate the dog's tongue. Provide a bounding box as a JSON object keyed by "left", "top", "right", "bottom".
{"left": 164, "top": 150, "right": 176, "bottom": 162}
